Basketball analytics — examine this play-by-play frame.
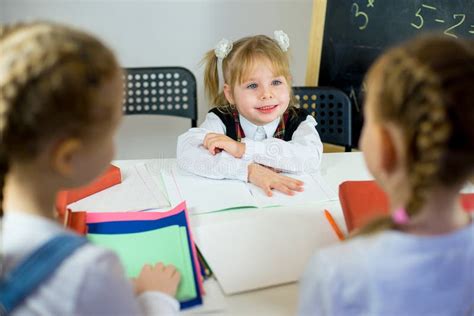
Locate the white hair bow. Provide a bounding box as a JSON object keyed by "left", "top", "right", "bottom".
{"left": 214, "top": 38, "right": 233, "bottom": 59}
{"left": 274, "top": 30, "right": 290, "bottom": 52}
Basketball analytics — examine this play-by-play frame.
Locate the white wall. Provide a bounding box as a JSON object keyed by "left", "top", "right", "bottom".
{"left": 3, "top": 0, "right": 313, "bottom": 159}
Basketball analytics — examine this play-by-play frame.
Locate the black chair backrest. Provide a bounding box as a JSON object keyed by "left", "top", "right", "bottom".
{"left": 123, "top": 67, "right": 197, "bottom": 127}
{"left": 293, "top": 86, "right": 352, "bottom": 151}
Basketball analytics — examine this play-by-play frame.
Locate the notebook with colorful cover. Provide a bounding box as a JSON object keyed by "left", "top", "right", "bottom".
{"left": 56, "top": 167, "right": 202, "bottom": 308}
{"left": 86, "top": 202, "right": 203, "bottom": 309}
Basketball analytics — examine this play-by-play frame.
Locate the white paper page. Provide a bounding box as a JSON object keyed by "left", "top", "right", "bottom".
{"left": 311, "top": 172, "right": 339, "bottom": 200}
{"left": 161, "top": 166, "right": 257, "bottom": 214}
{"left": 135, "top": 162, "right": 169, "bottom": 206}
{"left": 144, "top": 160, "right": 175, "bottom": 201}
{"left": 193, "top": 206, "right": 339, "bottom": 295}
{"left": 161, "top": 168, "right": 182, "bottom": 208}
{"left": 320, "top": 152, "right": 372, "bottom": 191}
{"left": 249, "top": 173, "right": 337, "bottom": 208}
{"left": 69, "top": 163, "right": 169, "bottom": 212}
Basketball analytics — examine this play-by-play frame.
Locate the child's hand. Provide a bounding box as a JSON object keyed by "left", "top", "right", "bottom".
{"left": 132, "top": 263, "right": 181, "bottom": 297}
{"left": 248, "top": 163, "right": 304, "bottom": 196}
{"left": 203, "top": 133, "right": 245, "bottom": 158}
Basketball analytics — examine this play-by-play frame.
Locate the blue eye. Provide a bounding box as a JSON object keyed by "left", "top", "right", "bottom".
{"left": 272, "top": 79, "right": 282, "bottom": 86}
{"left": 246, "top": 83, "right": 258, "bottom": 89}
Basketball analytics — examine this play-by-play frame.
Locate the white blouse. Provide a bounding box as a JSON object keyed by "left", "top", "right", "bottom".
{"left": 2, "top": 211, "right": 179, "bottom": 316}
{"left": 176, "top": 111, "right": 323, "bottom": 182}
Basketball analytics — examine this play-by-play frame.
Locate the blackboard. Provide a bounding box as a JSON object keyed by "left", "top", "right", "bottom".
{"left": 318, "top": 0, "right": 474, "bottom": 145}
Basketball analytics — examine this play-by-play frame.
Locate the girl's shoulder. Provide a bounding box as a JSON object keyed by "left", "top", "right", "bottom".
{"left": 284, "top": 106, "right": 313, "bottom": 133}
{"left": 207, "top": 106, "right": 235, "bottom": 121}
{"left": 8, "top": 235, "right": 131, "bottom": 315}
{"left": 285, "top": 106, "right": 312, "bottom": 124}
{"left": 208, "top": 105, "right": 234, "bottom": 115}
{"left": 287, "top": 106, "right": 308, "bottom": 118}
{"left": 312, "top": 224, "right": 474, "bottom": 284}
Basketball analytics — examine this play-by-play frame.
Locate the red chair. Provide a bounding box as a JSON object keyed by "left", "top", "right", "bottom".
{"left": 339, "top": 180, "right": 474, "bottom": 233}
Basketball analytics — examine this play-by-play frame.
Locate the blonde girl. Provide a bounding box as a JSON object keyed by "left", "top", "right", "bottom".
{"left": 299, "top": 35, "right": 474, "bottom": 315}
{"left": 177, "top": 31, "right": 323, "bottom": 196}
{"left": 0, "top": 22, "right": 180, "bottom": 315}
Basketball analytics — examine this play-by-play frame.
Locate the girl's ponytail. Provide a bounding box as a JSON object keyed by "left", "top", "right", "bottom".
{"left": 202, "top": 49, "right": 220, "bottom": 106}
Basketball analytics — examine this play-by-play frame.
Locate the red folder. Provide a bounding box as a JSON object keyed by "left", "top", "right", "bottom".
{"left": 62, "top": 209, "right": 88, "bottom": 235}
{"left": 56, "top": 165, "right": 121, "bottom": 234}
{"left": 339, "top": 180, "right": 474, "bottom": 233}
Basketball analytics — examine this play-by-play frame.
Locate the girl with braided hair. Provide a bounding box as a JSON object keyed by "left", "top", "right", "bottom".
{"left": 0, "top": 22, "right": 180, "bottom": 315}
{"left": 299, "top": 35, "right": 474, "bottom": 315}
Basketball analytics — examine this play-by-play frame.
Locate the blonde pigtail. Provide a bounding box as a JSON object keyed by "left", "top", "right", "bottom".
{"left": 202, "top": 49, "right": 220, "bottom": 107}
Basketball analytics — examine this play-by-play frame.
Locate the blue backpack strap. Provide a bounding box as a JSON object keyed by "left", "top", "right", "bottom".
{"left": 0, "top": 234, "right": 88, "bottom": 315}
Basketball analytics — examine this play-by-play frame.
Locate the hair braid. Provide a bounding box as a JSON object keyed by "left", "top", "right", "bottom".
{"left": 0, "top": 25, "right": 73, "bottom": 105}
{"left": 0, "top": 22, "right": 34, "bottom": 218}
{"left": 0, "top": 22, "right": 25, "bottom": 39}
{"left": 0, "top": 21, "right": 120, "bottom": 217}
{"left": 0, "top": 26, "right": 64, "bottom": 208}
{"left": 356, "top": 36, "right": 474, "bottom": 235}
{"left": 390, "top": 53, "right": 451, "bottom": 218}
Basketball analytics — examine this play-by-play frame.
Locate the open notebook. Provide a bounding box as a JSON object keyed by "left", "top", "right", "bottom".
{"left": 161, "top": 165, "right": 338, "bottom": 214}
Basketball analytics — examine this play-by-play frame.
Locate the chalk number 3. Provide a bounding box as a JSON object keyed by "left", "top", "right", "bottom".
{"left": 352, "top": 3, "right": 369, "bottom": 30}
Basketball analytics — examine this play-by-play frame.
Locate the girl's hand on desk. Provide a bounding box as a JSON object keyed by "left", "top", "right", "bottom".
{"left": 132, "top": 262, "right": 181, "bottom": 297}
{"left": 204, "top": 133, "right": 245, "bottom": 158}
{"left": 248, "top": 163, "right": 304, "bottom": 196}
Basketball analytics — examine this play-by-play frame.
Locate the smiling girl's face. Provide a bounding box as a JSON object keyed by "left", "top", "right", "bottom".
{"left": 224, "top": 57, "right": 290, "bottom": 126}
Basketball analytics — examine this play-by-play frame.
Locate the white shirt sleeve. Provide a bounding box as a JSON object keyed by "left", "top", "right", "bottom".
{"left": 176, "top": 112, "right": 252, "bottom": 182}
{"left": 242, "top": 115, "right": 323, "bottom": 174}
{"left": 76, "top": 251, "right": 179, "bottom": 316}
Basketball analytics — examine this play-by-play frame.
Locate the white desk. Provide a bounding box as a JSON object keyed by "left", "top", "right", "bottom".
{"left": 103, "top": 152, "right": 371, "bottom": 315}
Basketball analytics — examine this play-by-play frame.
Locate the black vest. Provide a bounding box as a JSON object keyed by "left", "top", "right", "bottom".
{"left": 209, "top": 107, "right": 309, "bottom": 141}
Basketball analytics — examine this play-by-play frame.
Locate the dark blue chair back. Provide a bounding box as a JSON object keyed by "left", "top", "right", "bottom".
{"left": 293, "top": 86, "right": 352, "bottom": 151}
{"left": 123, "top": 67, "right": 197, "bottom": 127}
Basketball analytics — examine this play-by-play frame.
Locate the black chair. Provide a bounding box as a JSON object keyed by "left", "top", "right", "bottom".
{"left": 123, "top": 67, "right": 197, "bottom": 127}
{"left": 293, "top": 86, "right": 352, "bottom": 152}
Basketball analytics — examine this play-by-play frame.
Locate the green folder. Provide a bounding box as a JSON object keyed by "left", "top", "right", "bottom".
{"left": 88, "top": 225, "right": 196, "bottom": 301}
